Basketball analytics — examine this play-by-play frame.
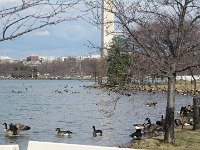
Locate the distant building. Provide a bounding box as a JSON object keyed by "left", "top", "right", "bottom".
{"left": 26, "top": 56, "right": 40, "bottom": 66}
{"left": 39, "top": 56, "right": 56, "bottom": 63}
{"left": 27, "top": 56, "right": 39, "bottom": 62}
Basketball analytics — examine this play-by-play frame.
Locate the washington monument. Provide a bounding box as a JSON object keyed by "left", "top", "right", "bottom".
{"left": 101, "top": 0, "right": 115, "bottom": 57}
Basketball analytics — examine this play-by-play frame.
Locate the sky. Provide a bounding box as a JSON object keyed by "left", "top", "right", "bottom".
{"left": 0, "top": 0, "right": 101, "bottom": 59}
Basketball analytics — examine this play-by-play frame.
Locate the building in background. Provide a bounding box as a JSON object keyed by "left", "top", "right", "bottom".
{"left": 39, "top": 56, "right": 56, "bottom": 63}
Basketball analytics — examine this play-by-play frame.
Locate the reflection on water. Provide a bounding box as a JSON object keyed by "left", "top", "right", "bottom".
{"left": 0, "top": 80, "right": 192, "bottom": 150}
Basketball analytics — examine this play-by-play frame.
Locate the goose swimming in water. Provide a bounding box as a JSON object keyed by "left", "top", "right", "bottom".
{"left": 145, "top": 101, "right": 158, "bottom": 107}
{"left": 3, "top": 123, "right": 31, "bottom": 135}
{"left": 3, "top": 123, "right": 18, "bottom": 136}
{"left": 93, "top": 126, "right": 102, "bottom": 137}
{"left": 55, "top": 128, "right": 72, "bottom": 136}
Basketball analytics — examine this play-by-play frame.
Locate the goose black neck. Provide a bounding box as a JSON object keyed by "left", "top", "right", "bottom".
{"left": 93, "top": 126, "right": 95, "bottom": 131}
{"left": 3, "top": 123, "right": 7, "bottom": 129}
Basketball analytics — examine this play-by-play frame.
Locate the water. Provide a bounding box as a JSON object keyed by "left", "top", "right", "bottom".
{"left": 0, "top": 80, "right": 193, "bottom": 150}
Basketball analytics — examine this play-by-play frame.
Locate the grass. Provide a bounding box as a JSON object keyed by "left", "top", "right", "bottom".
{"left": 129, "top": 126, "right": 200, "bottom": 150}
{"left": 129, "top": 80, "right": 200, "bottom": 92}
{"left": 89, "top": 80, "right": 200, "bottom": 92}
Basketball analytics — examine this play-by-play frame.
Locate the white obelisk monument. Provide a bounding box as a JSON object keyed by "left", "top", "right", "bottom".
{"left": 101, "top": 0, "right": 115, "bottom": 57}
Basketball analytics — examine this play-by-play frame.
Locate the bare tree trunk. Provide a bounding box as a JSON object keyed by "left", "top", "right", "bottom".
{"left": 189, "top": 67, "right": 197, "bottom": 96}
{"left": 164, "top": 75, "right": 175, "bottom": 143}
{"left": 190, "top": 68, "right": 200, "bottom": 130}
{"left": 193, "top": 97, "right": 200, "bottom": 130}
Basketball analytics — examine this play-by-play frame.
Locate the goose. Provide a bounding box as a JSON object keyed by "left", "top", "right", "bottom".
{"left": 156, "top": 115, "right": 165, "bottom": 127}
{"left": 145, "top": 101, "right": 158, "bottom": 107}
{"left": 181, "top": 105, "right": 193, "bottom": 116}
{"left": 174, "top": 117, "right": 193, "bottom": 129}
{"left": 92, "top": 126, "right": 102, "bottom": 136}
{"left": 3, "top": 123, "right": 18, "bottom": 136}
{"left": 130, "top": 129, "right": 142, "bottom": 140}
{"left": 142, "top": 118, "right": 164, "bottom": 136}
{"left": 3, "top": 123, "right": 31, "bottom": 134}
{"left": 133, "top": 123, "right": 146, "bottom": 130}
{"left": 150, "top": 125, "right": 165, "bottom": 136}
{"left": 133, "top": 118, "right": 151, "bottom": 130}
{"left": 55, "top": 128, "right": 72, "bottom": 136}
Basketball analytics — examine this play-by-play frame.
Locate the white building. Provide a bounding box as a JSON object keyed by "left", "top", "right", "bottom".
{"left": 39, "top": 56, "right": 56, "bottom": 63}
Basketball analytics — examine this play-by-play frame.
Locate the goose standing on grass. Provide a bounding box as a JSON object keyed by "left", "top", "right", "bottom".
{"left": 92, "top": 126, "right": 102, "bottom": 137}
{"left": 55, "top": 128, "right": 72, "bottom": 136}
{"left": 130, "top": 129, "right": 142, "bottom": 140}
{"left": 156, "top": 115, "right": 165, "bottom": 127}
{"left": 142, "top": 118, "right": 165, "bottom": 136}
{"left": 3, "top": 123, "right": 18, "bottom": 136}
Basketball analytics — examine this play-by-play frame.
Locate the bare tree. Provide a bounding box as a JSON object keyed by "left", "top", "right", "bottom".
{"left": 114, "top": 0, "right": 200, "bottom": 143}
{"left": 87, "top": 0, "right": 200, "bottom": 143}
{"left": 0, "top": 0, "right": 83, "bottom": 42}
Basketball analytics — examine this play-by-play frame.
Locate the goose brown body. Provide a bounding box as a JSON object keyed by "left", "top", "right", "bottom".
{"left": 55, "top": 128, "right": 72, "bottom": 136}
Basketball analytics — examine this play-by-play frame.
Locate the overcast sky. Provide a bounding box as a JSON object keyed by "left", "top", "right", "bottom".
{"left": 0, "top": 0, "right": 101, "bottom": 59}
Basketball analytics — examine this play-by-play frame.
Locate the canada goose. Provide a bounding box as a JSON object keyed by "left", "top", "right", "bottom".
{"left": 145, "top": 101, "right": 158, "bottom": 107}
{"left": 156, "top": 115, "right": 165, "bottom": 127}
{"left": 174, "top": 118, "right": 182, "bottom": 126}
{"left": 93, "top": 126, "right": 102, "bottom": 137}
{"left": 179, "top": 105, "right": 193, "bottom": 117}
{"left": 174, "top": 117, "right": 193, "bottom": 129}
{"left": 130, "top": 129, "right": 142, "bottom": 140}
{"left": 142, "top": 118, "right": 164, "bottom": 136}
{"left": 55, "top": 128, "right": 72, "bottom": 136}
{"left": 180, "top": 106, "right": 188, "bottom": 117}
{"left": 3, "top": 123, "right": 31, "bottom": 134}
{"left": 133, "top": 123, "right": 146, "bottom": 130}
{"left": 3, "top": 123, "right": 18, "bottom": 136}
{"left": 150, "top": 125, "right": 165, "bottom": 136}
{"left": 133, "top": 118, "right": 151, "bottom": 130}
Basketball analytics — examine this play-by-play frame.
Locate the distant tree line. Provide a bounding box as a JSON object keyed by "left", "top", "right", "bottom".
{"left": 0, "top": 58, "right": 106, "bottom": 80}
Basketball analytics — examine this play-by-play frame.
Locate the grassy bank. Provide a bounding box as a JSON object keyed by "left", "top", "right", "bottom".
{"left": 89, "top": 80, "right": 200, "bottom": 95}
{"left": 128, "top": 126, "right": 200, "bottom": 150}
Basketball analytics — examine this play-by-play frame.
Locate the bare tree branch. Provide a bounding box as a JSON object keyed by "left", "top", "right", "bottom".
{"left": 0, "top": 0, "right": 85, "bottom": 42}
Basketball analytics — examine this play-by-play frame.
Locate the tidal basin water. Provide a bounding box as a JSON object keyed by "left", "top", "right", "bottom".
{"left": 0, "top": 80, "right": 192, "bottom": 150}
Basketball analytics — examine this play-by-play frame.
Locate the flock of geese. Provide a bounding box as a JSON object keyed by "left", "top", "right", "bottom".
{"left": 130, "top": 104, "right": 194, "bottom": 140}
{"left": 131, "top": 117, "right": 165, "bottom": 140}
{"left": 2, "top": 123, "right": 102, "bottom": 138}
